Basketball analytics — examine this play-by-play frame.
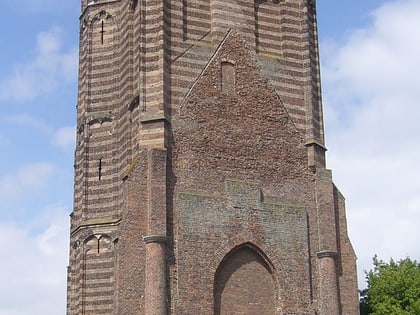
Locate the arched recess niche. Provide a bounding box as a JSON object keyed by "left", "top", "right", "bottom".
{"left": 81, "top": 234, "right": 115, "bottom": 313}
{"left": 221, "top": 60, "right": 236, "bottom": 95}
{"left": 87, "top": 10, "right": 118, "bottom": 113}
{"left": 214, "top": 243, "right": 277, "bottom": 315}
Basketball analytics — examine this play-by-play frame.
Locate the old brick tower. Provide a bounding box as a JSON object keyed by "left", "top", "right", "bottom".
{"left": 67, "top": 0, "right": 359, "bottom": 314}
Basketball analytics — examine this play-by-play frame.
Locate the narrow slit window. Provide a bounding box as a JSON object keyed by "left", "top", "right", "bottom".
{"left": 100, "top": 20, "right": 105, "bottom": 45}
{"left": 98, "top": 158, "right": 102, "bottom": 181}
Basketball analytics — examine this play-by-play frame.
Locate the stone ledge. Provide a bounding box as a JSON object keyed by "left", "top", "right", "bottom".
{"left": 143, "top": 235, "right": 168, "bottom": 244}
{"left": 71, "top": 218, "right": 121, "bottom": 235}
{"left": 316, "top": 250, "right": 338, "bottom": 259}
{"left": 304, "top": 139, "right": 327, "bottom": 151}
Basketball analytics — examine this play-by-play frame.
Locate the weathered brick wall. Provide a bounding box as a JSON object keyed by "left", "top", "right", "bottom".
{"left": 167, "top": 0, "right": 325, "bottom": 147}
{"left": 214, "top": 245, "right": 277, "bottom": 315}
{"left": 68, "top": 1, "right": 359, "bottom": 314}
{"left": 334, "top": 186, "right": 360, "bottom": 314}
{"left": 69, "top": 1, "right": 125, "bottom": 314}
{"left": 116, "top": 150, "right": 149, "bottom": 315}
{"left": 169, "top": 31, "right": 314, "bottom": 314}
{"left": 175, "top": 187, "right": 312, "bottom": 314}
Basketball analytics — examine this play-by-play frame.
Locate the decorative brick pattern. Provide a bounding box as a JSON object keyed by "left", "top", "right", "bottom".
{"left": 67, "top": 1, "right": 359, "bottom": 314}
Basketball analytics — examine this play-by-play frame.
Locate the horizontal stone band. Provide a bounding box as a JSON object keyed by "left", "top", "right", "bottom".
{"left": 143, "top": 235, "right": 168, "bottom": 244}
{"left": 316, "top": 250, "right": 338, "bottom": 258}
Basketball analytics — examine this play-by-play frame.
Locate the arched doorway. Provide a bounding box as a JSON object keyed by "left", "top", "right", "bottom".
{"left": 214, "top": 243, "right": 277, "bottom": 315}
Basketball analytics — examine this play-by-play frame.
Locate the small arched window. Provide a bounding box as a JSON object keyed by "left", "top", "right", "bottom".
{"left": 91, "top": 11, "right": 114, "bottom": 47}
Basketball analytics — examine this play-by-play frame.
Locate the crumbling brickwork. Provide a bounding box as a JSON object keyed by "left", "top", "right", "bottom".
{"left": 67, "top": 1, "right": 359, "bottom": 314}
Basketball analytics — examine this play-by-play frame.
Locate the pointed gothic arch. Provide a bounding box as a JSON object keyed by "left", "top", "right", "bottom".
{"left": 84, "top": 234, "right": 99, "bottom": 254}
{"left": 82, "top": 234, "right": 115, "bottom": 314}
{"left": 90, "top": 10, "right": 115, "bottom": 47}
{"left": 214, "top": 243, "right": 277, "bottom": 315}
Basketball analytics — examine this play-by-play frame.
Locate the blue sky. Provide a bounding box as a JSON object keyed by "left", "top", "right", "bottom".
{"left": 1, "top": 1, "right": 419, "bottom": 314}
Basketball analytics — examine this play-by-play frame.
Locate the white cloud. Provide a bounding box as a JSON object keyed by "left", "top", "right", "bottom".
{"left": 0, "top": 163, "right": 56, "bottom": 207}
{"left": 52, "top": 126, "right": 76, "bottom": 153}
{"left": 0, "top": 205, "right": 69, "bottom": 315}
{"left": 321, "top": 0, "right": 420, "bottom": 287}
{"left": 1, "top": 113, "right": 52, "bottom": 134}
{"left": 0, "top": 27, "right": 78, "bottom": 102}
{"left": 1, "top": 115, "right": 76, "bottom": 154}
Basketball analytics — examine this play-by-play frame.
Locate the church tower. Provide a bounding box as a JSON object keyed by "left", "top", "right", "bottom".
{"left": 67, "top": 0, "right": 359, "bottom": 314}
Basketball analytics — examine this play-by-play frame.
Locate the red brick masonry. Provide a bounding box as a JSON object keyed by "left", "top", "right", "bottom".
{"left": 67, "top": 1, "right": 359, "bottom": 314}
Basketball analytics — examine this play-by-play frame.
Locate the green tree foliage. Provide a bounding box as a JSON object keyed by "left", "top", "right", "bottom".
{"left": 360, "top": 256, "right": 420, "bottom": 315}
